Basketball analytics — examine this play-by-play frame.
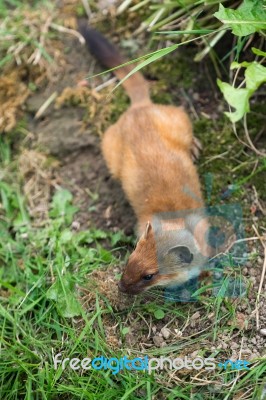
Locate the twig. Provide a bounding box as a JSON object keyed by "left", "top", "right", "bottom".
{"left": 252, "top": 185, "right": 265, "bottom": 216}
{"left": 35, "top": 91, "right": 58, "bottom": 120}
{"left": 243, "top": 114, "right": 266, "bottom": 157}
{"left": 180, "top": 88, "right": 199, "bottom": 120}
{"left": 94, "top": 77, "right": 117, "bottom": 92}
{"left": 209, "top": 236, "right": 260, "bottom": 262}
{"left": 33, "top": 15, "right": 53, "bottom": 65}
{"left": 201, "top": 151, "right": 229, "bottom": 166}
{"left": 50, "top": 23, "right": 85, "bottom": 44}
{"left": 81, "top": 0, "right": 91, "bottom": 20}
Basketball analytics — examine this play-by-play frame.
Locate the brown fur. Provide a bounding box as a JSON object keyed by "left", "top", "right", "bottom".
{"left": 79, "top": 24, "right": 209, "bottom": 295}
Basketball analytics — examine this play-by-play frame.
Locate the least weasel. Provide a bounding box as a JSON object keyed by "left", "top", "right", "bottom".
{"left": 79, "top": 21, "right": 211, "bottom": 295}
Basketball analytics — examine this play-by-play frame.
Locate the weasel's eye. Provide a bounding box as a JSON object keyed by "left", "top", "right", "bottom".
{"left": 143, "top": 274, "right": 154, "bottom": 281}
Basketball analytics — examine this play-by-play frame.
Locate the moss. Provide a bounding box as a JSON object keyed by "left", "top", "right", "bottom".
{"left": 194, "top": 111, "right": 265, "bottom": 228}
{"left": 146, "top": 49, "right": 196, "bottom": 106}
{"left": 75, "top": 4, "right": 86, "bottom": 17}
{"left": 108, "top": 87, "right": 130, "bottom": 124}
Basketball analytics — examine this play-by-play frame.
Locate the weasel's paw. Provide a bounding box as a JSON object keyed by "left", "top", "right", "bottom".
{"left": 191, "top": 137, "right": 202, "bottom": 162}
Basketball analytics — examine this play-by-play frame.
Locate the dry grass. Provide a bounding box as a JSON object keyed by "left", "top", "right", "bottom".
{"left": 0, "top": 69, "right": 30, "bottom": 132}
{"left": 18, "top": 149, "right": 59, "bottom": 221}
{"left": 0, "top": 2, "right": 85, "bottom": 133}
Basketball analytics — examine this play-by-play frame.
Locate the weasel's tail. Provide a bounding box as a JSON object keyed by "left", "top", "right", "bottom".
{"left": 78, "top": 20, "right": 150, "bottom": 105}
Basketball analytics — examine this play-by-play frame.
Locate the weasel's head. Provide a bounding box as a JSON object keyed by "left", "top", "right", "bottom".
{"left": 118, "top": 218, "right": 210, "bottom": 295}
{"left": 118, "top": 222, "right": 160, "bottom": 295}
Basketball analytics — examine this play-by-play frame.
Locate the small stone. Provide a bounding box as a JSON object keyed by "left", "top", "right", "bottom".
{"left": 231, "top": 342, "right": 238, "bottom": 349}
{"left": 250, "top": 337, "right": 257, "bottom": 345}
{"left": 260, "top": 328, "right": 266, "bottom": 336}
{"left": 161, "top": 327, "right": 171, "bottom": 340}
{"left": 214, "top": 271, "right": 223, "bottom": 280}
{"left": 212, "top": 384, "right": 223, "bottom": 392}
{"left": 71, "top": 221, "right": 80, "bottom": 230}
{"left": 249, "top": 268, "right": 255, "bottom": 276}
{"left": 231, "top": 351, "right": 238, "bottom": 362}
{"left": 20, "top": 233, "right": 28, "bottom": 239}
{"left": 249, "top": 353, "right": 259, "bottom": 361}
{"left": 241, "top": 348, "right": 252, "bottom": 354}
{"left": 104, "top": 205, "right": 112, "bottom": 219}
{"left": 152, "top": 326, "right": 157, "bottom": 334}
{"left": 153, "top": 335, "right": 164, "bottom": 347}
{"left": 191, "top": 311, "right": 201, "bottom": 320}
{"left": 174, "top": 329, "right": 183, "bottom": 338}
{"left": 235, "top": 312, "right": 247, "bottom": 330}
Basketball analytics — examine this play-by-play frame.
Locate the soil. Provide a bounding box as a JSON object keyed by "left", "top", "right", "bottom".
{"left": 26, "top": 34, "right": 136, "bottom": 233}
{"left": 60, "top": 146, "right": 135, "bottom": 234}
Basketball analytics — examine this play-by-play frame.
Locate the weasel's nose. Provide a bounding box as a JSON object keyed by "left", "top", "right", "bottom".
{"left": 118, "top": 280, "right": 127, "bottom": 292}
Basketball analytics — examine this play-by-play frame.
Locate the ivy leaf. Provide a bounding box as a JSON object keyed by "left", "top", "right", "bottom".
{"left": 231, "top": 61, "right": 266, "bottom": 91}
{"left": 217, "top": 80, "right": 250, "bottom": 122}
{"left": 217, "top": 61, "right": 266, "bottom": 122}
{"left": 245, "top": 63, "right": 266, "bottom": 91}
{"left": 214, "top": 1, "right": 266, "bottom": 37}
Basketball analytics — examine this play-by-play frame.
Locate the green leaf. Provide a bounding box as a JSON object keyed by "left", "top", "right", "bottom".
{"left": 217, "top": 61, "right": 266, "bottom": 122}
{"left": 217, "top": 79, "right": 250, "bottom": 122}
{"left": 60, "top": 229, "right": 73, "bottom": 243}
{"left": 158, "top": 29, "right": 215, "bottom": 35}
{"left": 214, "top": 1, "right": 266, "bottom": 37}
{"left": 49, "top": 188, "right": 78, "bottom": 223}
{"left": 122, "top": 327, "right": 130, "bottom": 335}
{"left": 154, "top": 308, "right": 165, "bottom": 320}
{"left": 230, "top": 61, "right": 266, "bottom": 91}
{"left": 252, "top": 47, "right": 266, "bottom": 57}
{"left": 50, "top": 189, "right": 72, "bottom": 214}
{"left": 245, "top": 62, "right": 266, "bottom": 91}
{"left": 113, "top": 43, "right": 179, "bottom": 92}
{"left": 46, "top": 273, "right": 81, "bottom": 318}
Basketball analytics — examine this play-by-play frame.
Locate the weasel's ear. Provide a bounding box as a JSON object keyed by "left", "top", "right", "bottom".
{"left": 167, "top": 246, "right": 193, "bottom": 264}
{"left": 144, "top": 221, "right": 152, "bottom": 240}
